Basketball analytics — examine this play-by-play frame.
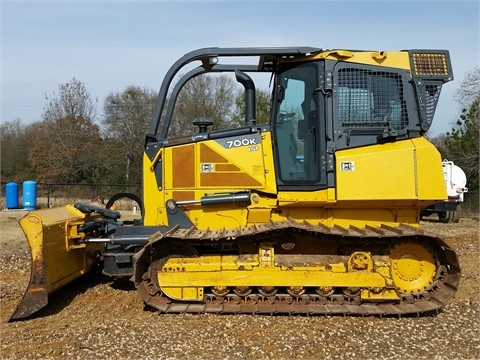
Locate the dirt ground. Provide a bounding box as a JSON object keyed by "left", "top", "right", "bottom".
{"left": 0, "top": 210, "right": 479, "bottom": 359}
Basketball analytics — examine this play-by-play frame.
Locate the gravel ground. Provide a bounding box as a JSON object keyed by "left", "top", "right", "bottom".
{"left": 0, "top": 210, "right": 479, "bottom": 360}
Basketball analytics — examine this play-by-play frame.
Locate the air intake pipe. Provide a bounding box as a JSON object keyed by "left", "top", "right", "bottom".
{"left": 235, "top": 70, "right": 256, "bottom": 127}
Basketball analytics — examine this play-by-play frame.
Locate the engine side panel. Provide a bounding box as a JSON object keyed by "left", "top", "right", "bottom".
{"left": 335, "top": 137, "right": 445, "bottom": 203}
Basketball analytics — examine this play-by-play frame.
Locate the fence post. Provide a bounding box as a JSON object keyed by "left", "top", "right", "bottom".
{"left": 47, "top": 183, "right": 52, "bottom": 208}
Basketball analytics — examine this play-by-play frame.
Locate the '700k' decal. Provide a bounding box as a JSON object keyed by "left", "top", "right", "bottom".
{"left": 226, "top": 138, "right": 257, "bottom": 148}
{"left": 215, "top": 134, "right": 261, "bottom": 151}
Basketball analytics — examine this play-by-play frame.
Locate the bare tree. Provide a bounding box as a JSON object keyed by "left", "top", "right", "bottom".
{"left": 43, "top": 77, "right": 97, "bottom": 121}
{"left": 103, "top": 85, "right": 157, "bottom": 184}
{"left": 455, "top": 66, "right": 480, "bottom": 107}
{"left": 170, "top": 74, "right": 238, "bottom": 137}
{"left": 29, "top": 79, "right": 103, "bottom": 183}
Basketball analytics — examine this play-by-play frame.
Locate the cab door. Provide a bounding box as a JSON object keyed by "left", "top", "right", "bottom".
{"left": 272, "top": 62, "right": 328, "bottom": 192}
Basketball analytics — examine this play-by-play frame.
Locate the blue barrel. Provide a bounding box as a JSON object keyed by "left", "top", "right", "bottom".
{"left": 6, "top": 182, "right": 19, "bottom": 209}
{"left": 22, "top": 180, "right": 37, "bottom": 210}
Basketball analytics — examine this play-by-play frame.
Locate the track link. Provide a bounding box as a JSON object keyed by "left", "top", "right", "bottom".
{"left": 134, "top": 218, "right": 460, "bottom": 317}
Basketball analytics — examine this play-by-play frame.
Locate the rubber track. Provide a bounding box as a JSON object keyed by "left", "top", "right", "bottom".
{"left": 134, "top": 218, "right": 461, "bottom": 317}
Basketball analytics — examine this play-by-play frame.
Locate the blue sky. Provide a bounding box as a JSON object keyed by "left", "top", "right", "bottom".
{"left": 1, "top": 0, "right": 479, "bottom": 136}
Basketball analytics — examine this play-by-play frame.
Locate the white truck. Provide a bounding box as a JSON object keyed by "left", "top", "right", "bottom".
{"left": 421, "top": 160, "right": 468, "bottom": 223}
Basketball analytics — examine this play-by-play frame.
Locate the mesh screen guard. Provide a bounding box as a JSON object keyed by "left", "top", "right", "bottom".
{"left": 409, "top": 50, "right": 452, "bottom": 132}
{"left": 337, "top": 68, "right": 408, "bottom": 130}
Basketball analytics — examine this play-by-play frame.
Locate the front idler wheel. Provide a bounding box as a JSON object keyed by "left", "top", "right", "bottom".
{"left": 390, "top": 242, "right": 437, "bottom": 294}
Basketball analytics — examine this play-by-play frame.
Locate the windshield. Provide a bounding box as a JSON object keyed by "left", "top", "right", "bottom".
{"left": 273, "top": 63, "right": 320, "bottom": 184}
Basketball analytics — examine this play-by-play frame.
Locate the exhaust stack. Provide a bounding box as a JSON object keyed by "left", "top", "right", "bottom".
{"left": 235, "top": 70, "right": 256, "bottom": 127}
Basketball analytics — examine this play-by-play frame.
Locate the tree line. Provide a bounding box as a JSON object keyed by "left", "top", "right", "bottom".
{"left": 1, "top": 75, "right": 270, "bottom": 187}
{"left": 431, "top": 67, "right": 479, "bottom": 196}
{"left": 1, "top": 68, "right": 479, "bottom": 196}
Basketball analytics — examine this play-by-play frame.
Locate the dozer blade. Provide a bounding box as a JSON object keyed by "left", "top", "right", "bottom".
{"left": 10, "top": 205, "right": 104, "bottom": 321}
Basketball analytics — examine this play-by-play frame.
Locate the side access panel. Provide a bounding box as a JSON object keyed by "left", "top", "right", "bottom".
{"left": 335, "top": 137, "right": 445, "bottom": 202}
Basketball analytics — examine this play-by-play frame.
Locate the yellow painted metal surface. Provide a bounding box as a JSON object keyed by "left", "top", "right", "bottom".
{"left": 277, "top": 189, "right": 333, "bottom": 205}
{"left": 412, "top": 137, "right": 447, "bottom": 200}
{"left": 20, "top": 205, "right": 104, "bottom": 294}
{"left": 277, "top": 49, "right": 412, "bottom": 70}
{"left": 12, "top": 205, "right": 104, "bottom": 320}
{"left": 162, "top": 287, "right": 204, "bottom": 301}
{"left": 159, "top": 268, "right": 386, "bottom": 294}
{"left": 360, "top": 289, "right": 400, "bottom": 301}
{"left": 390, "top": 242, "right": 436, "bottom": 293}
{"left": 312, "top": 50, "right": 412, "bottom": 70}
{"left": 336, "top": 138, "right": 446, "bottom": 208}
{"left": 157, "top": 244, "right": 391, "bottom": 301}
{"left": 159, "top": 264, "right": 387, "bottom": 301}
{"left": 144, "top": 134, "right": 445, "bottom": 230}
{"left": 163, "top": 136, "right": 266, "bottom": 190}
{"left": 143, "top": 131, "right": 278, "bottom": 227}
{"left": 142, "top": 150, "right": 167, "bottom": 226}
{"left": 335, "top": 140, "right": 417, "bottom": 200}
{"left": 143, "top": 130, "right": 445, "bottom": 230}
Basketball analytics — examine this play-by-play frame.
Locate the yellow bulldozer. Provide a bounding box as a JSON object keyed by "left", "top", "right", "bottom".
{"left": 11, "top": 47, "right": 460, "bottom": 320}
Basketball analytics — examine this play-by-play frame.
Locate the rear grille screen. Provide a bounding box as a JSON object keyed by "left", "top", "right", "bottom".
{"left": 418, "top": 83, "right": 442, "bottom": 130}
